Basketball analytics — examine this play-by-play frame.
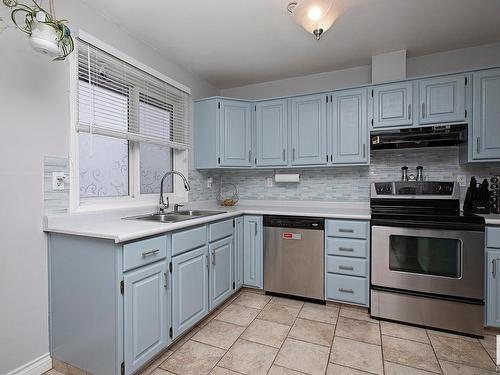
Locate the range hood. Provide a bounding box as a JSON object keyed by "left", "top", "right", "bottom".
{"left": 371, "top": 124, "right": 467, "bottom": 150}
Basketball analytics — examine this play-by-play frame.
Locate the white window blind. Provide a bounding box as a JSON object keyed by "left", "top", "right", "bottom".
{"left": 77, "top": 39, "right": 189, "bottom": 149}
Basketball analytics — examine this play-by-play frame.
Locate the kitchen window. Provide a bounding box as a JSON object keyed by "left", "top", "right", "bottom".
{"left": 70, "top": 34, "right": 190, "bottom": 211}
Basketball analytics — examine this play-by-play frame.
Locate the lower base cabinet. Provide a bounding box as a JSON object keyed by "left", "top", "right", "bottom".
{"left": 234, "top": 216, "right": 244, "bottom": 290}
{"left": 243, "top": 215, "right": 263, "bottom": 288}
{"left": 124, "top": 261, "right": 171, "bottom": 374}
{"left": 209, "top": 236, "right": 234, "bottom": 310}
{"left": 172, "top": 245, "right": 209, "bottom": 338}
{"left": 486, "top": 249, "right": 500, "bottom": 327}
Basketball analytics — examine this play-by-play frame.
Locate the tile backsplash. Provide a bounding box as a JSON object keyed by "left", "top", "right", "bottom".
{"left": 189, "top": 147, "right": 500, "bottom": 203}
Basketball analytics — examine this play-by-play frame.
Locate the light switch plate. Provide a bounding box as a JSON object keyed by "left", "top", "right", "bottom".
{"left": 207, "top": 177, "right": 213, "bottom": 188}
{"left": 266, "top": 177, "right": 273, "bottom": 188}
{"left": 456, "top": 175, "right": 467, "bottom": 187}
{"left": 52, "top": 172, "right": 66, "bottom": 190}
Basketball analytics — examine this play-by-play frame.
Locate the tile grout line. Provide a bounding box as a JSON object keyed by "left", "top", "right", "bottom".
{"left": 425, "top": 329, "right": 444, "bottom": 375}
{"left": 326, "top": 304, "right": 341, "bottom": 375}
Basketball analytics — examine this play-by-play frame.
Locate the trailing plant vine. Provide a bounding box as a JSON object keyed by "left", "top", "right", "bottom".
{"left": 2, "top": 0, "right": 74, "bottom": 60}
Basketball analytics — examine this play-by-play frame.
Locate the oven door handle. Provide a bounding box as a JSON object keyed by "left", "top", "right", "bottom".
{"left": 370, "top": 218, "right": 485, "bottom": 232}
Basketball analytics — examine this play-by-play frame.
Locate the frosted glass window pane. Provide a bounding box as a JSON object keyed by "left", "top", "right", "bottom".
{"left": 140, "top": 143, "right": 173, "bottom": 194}
{"left": 79, "top": 133, "right": 129, "bottom": 197}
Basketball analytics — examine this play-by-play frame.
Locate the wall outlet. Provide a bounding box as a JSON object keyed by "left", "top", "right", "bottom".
{"left": 266, "top": 177, "right": 273, "bottom": 188}
{"left": 52, "top": 172, "right": 66, "bottom": 191}
{"left": 456, "top": 175, "right": 467, "bottom": 187}
{"left": 207, "top": 177, "right": 213, "bottom": 188}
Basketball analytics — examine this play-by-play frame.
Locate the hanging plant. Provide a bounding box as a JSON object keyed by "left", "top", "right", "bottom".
{"left": 2, "top": 0, "right": 74, "bottom": 60}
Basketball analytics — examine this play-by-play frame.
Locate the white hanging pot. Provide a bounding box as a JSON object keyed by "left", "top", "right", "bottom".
{"left": 29, "top": 20, "right": 60, "bottom": 57}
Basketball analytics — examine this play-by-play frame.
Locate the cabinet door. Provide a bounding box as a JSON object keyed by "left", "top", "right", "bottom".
{"left": 373, "top": 82, "right": 413, "bottom": 128}
{"left": 172, "top": 246, "right": 209, "bottom": 338}
{"left": 243, "top": 216, "right": 263, "bottom": 288}
{"left": 219, "top": 100, "right": 253, "bottom": 167}
{"left": 234, "top": 217, "right": 244, "bottom": 290}
{"left": 124, "top": 262, "right": 169, "bottom": 374}
{"left": 291, "top": 94, "right": 327, "bottom": 166}
{"left": 331, "top": 88, "right": 368, "bottom": 164}
{"left": 209, "top": 236, "right": 233, "bottom": 310}
{"left": 487, "top": 250, "right": 500, "bottom": 327}
{"left": 255, "top": 99, "right": 288, "bottom": 166}
{"left": 419, "top": 75, "right": 466, "bottom": 124}
{"left": 473, "top": 69, "right": 500, "bottom": 160}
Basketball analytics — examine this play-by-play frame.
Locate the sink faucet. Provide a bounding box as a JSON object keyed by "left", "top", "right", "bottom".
{"left": 158, "top": 171, "right": 191, "bottom": 213}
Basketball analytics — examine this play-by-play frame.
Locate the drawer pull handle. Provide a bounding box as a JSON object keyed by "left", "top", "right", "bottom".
{"left": 339, "top": 288, "right": 354, "bottom": 294}
{"left": 163, "top": 272, "right": 169, "bottom": 289}
{"left": 142, "top": 248, "right": 160, "bottom": 257}
{"left": 339, "top": 265, "right": 354, "bottom": 271}
{"left": 493, "top": 259, "right": 497, "bottom": 279}
{"left": 212, "top": 251, "right": 216, "bottom": 266}
{"left": 338, "top": 228, "right": 354, "bottom": 233}
{"left": 338, "top": 247, "right": 354, "bottom": 252}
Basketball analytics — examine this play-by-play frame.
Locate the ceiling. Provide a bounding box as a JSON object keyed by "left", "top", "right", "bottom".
{"left": 79, "top": 0, "right": 500, "bottom": 89}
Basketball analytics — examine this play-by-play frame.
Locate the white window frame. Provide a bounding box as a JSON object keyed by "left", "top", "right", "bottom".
{"left": 69, "top": 31, "right": 191, "bottom": 213}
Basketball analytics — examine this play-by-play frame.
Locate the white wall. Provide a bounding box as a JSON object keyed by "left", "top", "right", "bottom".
{"left": 221, "top": 42, "right": 500, "bottom": 99}
{"left": 0, "top": 1, "right": 218, "bottom": 373}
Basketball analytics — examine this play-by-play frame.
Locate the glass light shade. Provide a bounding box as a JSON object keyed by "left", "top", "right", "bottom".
{"left": 289, "top": 0, "right": 344, "bottom": 39}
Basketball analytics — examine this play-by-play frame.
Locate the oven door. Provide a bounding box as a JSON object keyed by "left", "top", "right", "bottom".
{"left": 371, "top": 225, "right": 484, "bottom": 301}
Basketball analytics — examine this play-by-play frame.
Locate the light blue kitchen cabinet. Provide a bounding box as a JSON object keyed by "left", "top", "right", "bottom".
{"left": 255, "top": 99, "right": 288, "bottom": 166}
{"left": 209, "top": 236, "right": 234, "bottom": 310}
{"left": 234, "top": 216, "right": 244, "bottom": 290}
{"left": 172, "top": 245, "right": 209, "bottom": 338}
{"left": 243, "top": 215, "right": 263, "bottom": 288}
{"left": 124, "top": 261, "right": 170, "bottom": 374}
{"left": 372, "top": 82, "right": 413, "bottom": 128}
{"left": 291, "top": 94, "right": 328, "bottom": 166}
{"left": 330, "top": 88, "right": 368, "bottom": 164}
{"left": 220, "top": 100, "right": 253, "bottom": 167}
{"left": 418, "top": 74, "right": 467, "bottom": 125}
{"left": 472, "top": 68, "right": 500, "bottom": 160}
{"left": 486, "top": 250, "right": 500, "bottom": 327}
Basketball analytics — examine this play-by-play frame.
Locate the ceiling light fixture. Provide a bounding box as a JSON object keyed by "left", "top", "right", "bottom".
{"left": 287, "top": 0, "right": 343, "bottom": 40}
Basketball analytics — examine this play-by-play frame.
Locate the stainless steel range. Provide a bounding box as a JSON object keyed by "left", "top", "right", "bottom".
{"left": 370, "top": 181, "right": 485, "bottom": 337}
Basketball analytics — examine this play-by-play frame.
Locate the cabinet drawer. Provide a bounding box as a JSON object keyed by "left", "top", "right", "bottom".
{"left": 209, "top": 219, "right": 233, "bottom": 242}
{"left": 326, "top": 238, "right": 368, "bottom": 258}
{"left": 487, "top": 227, "right": 500, "bottom": 249}
{"left": 327, "top": 220, "right": 368, "bottom": 239}
{"left": 172, "top": 226, "right": 207, "bottom": 256}
{"left": 327, "top": 256, "right": 367, "bottom": 277}
{"left": 326, "top": 273, "right": 367, "bottom": 305}
{"left": 123, "top": 236, "right": 167, "bottom": 272}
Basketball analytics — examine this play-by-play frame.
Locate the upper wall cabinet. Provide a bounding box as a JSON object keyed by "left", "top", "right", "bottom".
{"left": 472, "top": 68, "right": 500, "bottom": 160}
{"left": 330, "top": 88, "right": 368, "bottom": 164}
{"left": 219, "top": 100, "right": 253, "bottom": 167}
{"left": 255, "top": 99, "right": 288, "bottom": 167}
{"left": 418, "top": 74, "right": 467, "bottom": 125}
{"left": 372, "top": 82, "right": 413, "bottom": 128}
{"left": 291, "top": 94, "right": 328, "bottom": 166}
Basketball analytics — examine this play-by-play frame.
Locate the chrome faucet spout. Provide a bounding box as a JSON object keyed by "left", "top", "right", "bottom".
{"left": 158, "top": 170, "right": 191, "bottom": 213}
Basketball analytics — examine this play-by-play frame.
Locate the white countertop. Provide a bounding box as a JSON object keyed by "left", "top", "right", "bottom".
{"left": 482, "top": 214, "right": 500, "bottom": 226}
{"left": 44, "top": 200, "right": 371, "bottom": 243}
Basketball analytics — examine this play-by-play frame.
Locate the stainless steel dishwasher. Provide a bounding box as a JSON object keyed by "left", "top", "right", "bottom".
{"left": 264, "top": 216, "right": 325, "bottom": 301}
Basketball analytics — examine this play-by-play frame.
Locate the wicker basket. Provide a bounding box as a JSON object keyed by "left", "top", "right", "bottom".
{"left": 216, "top": 183, "right": 239, "bottom": 206}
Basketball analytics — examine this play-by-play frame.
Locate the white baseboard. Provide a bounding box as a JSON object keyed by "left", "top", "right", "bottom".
{"left": 6, "top": 353, "right": 52, "bottom": 375}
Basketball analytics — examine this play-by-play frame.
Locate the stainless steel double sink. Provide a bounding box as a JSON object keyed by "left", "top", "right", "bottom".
{"left": 124, "top": 210, "right": 226, "bottom": 223}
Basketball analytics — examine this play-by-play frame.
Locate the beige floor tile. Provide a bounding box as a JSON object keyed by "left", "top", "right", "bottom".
{"left": 161, "top": 340, "right": 225, "bottom": 375}
{"left": 382, "top": 335, "right": 441, "bottom": 374}
{"left": 142, "top": 350, "right": 174, "bottom": 374}
{"left": 257, "top": 303, "right": 300, "bottom": 326}
{"left": 330, "top": 337, "right": 383, "bottom": 375}
{"left": 299, "top": 302, "right": 339, "bottom": 325}
{"left": 275, "top": 338, "right": 330, "bottom": 375}
{"left": 233, "top": 292, "right": 271, "bottom": 309}
{"left": 335, "top": 317, "right": 381, "bottom": 345}
{"left": 169, "top": 327, "right": 200, "bottom": 351}
{"left": 44, "top": 371, "right": 65, "bottom": 375}
{"left": 192, "top": 319, "right": 245, "bottom": 349}
{"left": 380, "top": 321, "right": 430, "bottom": 344}
{"left": 339, "top": 305, "right": 378, "bottom": 323}
{"left": 242, "top": 287, "right": 266, "bottom": 295}
{"left": 426, "top": 329, "right": 479, "bottom": 343}
{"left": 327, "top": 363, "right": 373, "bottom": 374}
{"left": 148, "top": 369, "right": 175, "bottom": 375}
{"left": 241, "top": 319, "right": 290, "bottom": 348}
{"left": 429, "top": 332, "right": 496, "bottom": 371}
{"left": 209, "top": 366, "right": 242, "bottom": 375}
{"left": 219, "top": 338, "right": 278, "bottom": 375}
{"left": 215, "top": 303, "right": 260, "bottom": 327}
{"left": 269, "top": 296, "right": 305, "bottom": 309}
{"left": 480, "top": 334, "right": 497, "bottom": 361}
{"left": 384, "top": 361, "right": 437, "bottom": 375}
{"left": 268, "top": 365, "right": 305, "bottom": 374}
{"left": 440, "top": 360, "right": 499, "bottom": 375}
{"left": 288, "top": 318, "right": 335, "bottom": 347}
